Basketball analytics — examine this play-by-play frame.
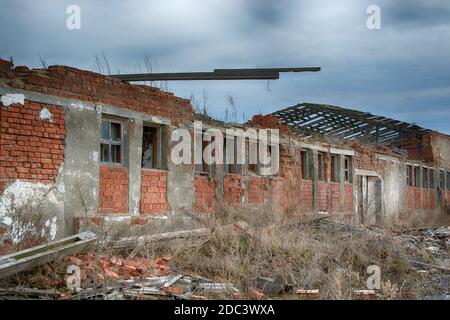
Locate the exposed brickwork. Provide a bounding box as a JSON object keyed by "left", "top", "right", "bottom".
{"left": 352, "top": 144, "right": 376, "bottom": 170}
{"left": 270, "top": 178, "right": 285, "bottom": 213}
{"left": 401, "top": 132, "right": 450, "bottom": 170}
{"left": 344, "top": 184, "right": 353, "bottom": 212}
{"left": 0, "top": 100, "right": 65, "bottom": 185}
{"left": 330, "top": 183, "right": 341, "bottom": 211}
{"left": 99, "top": 166, "right": 129, "bottom": 214}
{"left": 140, "top": 170, "right": 167, "bottom": 215}
{"left": 317, "top": 181, "right": 328, "bottom": 211}
{"left": 0, "top": 59, "right": 194, "bottom": 125}
{"left": 429, "top": 133, "right": 450, "bottom": 170}
{"left": 194, "top": 176, "right": 216, "bottom": 214}
{"left": 414, "top": 188, "right": 421, "bottom": 209}
{"left": 429, "top": 190, "right": 435, "bottom": 209}
{"left": 223, "top": 174, "right": 243, "bottom": 207}
{"left": 407, "top": 187, "right": 414, "bottom": 209}
{"left": 401, "top": 136, "right": 425, "bottom": 162}
{"left": 422, "top": 190, "right": 428, "bottom": 209}
{"left": 300, "top": 180, "right": 313, "bottom": 211}
{"left": 278, "top": 145, "right": 302, "bottom": 212}
{"left": 1, "top": 59, "right": 446, "bottom": 227}
{"left": 248, "top": 176, "right": 264, "bottom": 207}
{"left": 249, "top": 114, "right": 292, "bottom": 135}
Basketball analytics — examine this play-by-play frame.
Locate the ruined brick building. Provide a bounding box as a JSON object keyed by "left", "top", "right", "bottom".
{"left": 0, "top": 59, "right": 449, "bottom": 241}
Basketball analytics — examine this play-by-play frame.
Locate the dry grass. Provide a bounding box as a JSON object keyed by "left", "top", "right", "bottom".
{"left": 1, "top": 201, "right": 447, "bottom": 300}
{"left": 140, "top": 210, "right": 445, "bottom": 300}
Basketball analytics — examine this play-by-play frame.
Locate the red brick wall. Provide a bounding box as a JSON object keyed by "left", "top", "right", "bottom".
{"left": 429, "top": 190, "right": 435, "bottom": 209}
{"left": 414, "top": 188, "right": 421, "bottom": 209}
{"left": 407, "top": 188, "right": 437, "bottom": 210}
{"left": 344, "top": 184, "right": 353, "bottom": 212}
{"left": 400, "top": 136, "right": 425, "bottom": 162}
{"left": 401, "top": 132, "right": 450, "bottom": 169}
{"left": 353, "top": 145, "right": 375, "bottom": 170}
{"left": 300, "top": 180, "right": 313, "bottom": 211}
{"left": 0, "top": 100, "right": 65, "bottom": 186}
{"left": 140, "top": 170, "right": 167, "bottom": 215}
{"left": 270, "top": 178, "right": 285, "bottom": 212}
{"left": 99, "top": 166, "right": 129, "bottom": 214}
{"left": 422, "top": 189, "right": 428, "bottom": 209}
{"left": 0, "top": 59, "right": 194, "bottom": 125}
{"left": 223, "top": 174, "right": 243, "bottom": 207}
{"left": 248, "top": 176, "right": 264, "bottom": 207}
{"left": 194, "top": 176, "right": 216, "bottom": 214}
{"left": 330, "top": 183, "right": 341, "bottom": 211}
{"left": 407, "top": 186, "right": 414, "bottom": 209}
{"left": 317, "top": 181, "right": 328, "bottom": 211}
{"left": 317, "top": 181, "right": 341, "bottom": 212}
{"left": 249, "top": 114, "right": 291, "bottom": 135}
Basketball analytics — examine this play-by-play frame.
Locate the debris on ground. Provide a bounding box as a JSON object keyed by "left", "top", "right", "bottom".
{"left": 0, "top": 219, "right": 448, "bottom": 300}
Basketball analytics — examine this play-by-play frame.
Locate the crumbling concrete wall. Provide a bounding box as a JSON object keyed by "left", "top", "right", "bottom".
{"left": 1, "top": 59, "right": 448, "bottom": 242}
{"left": 430, "top": 132, "right": 450, "bottom": 170}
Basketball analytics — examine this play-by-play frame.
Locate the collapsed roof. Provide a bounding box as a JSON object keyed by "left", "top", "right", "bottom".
{"left": 272, "top": 103, "right": 432, "bottom": 145}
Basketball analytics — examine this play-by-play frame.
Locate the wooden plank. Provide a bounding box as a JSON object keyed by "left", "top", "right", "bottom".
{"left": 0, "top": 232, "right": 97, "bottom": 280}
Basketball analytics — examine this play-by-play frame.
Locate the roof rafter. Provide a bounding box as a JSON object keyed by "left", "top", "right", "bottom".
{"left": 272, "top": 103, "right": 431, "bottom": 145}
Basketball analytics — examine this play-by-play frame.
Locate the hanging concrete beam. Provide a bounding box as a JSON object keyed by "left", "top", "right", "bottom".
{"left": 111, "top": 67, "right": 321, "bottom": 81}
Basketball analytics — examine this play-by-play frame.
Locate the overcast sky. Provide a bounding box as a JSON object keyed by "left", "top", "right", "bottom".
{"left": 1, "top": 0, "right": 449, "bottom": 133}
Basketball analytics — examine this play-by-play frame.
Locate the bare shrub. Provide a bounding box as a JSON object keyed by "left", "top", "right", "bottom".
{"left": 0, "top": 185, "right": 56, "bottom": 252}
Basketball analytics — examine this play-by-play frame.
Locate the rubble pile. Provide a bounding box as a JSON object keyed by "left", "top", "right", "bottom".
{"left": 0, "top": 221, "right": 448, "bottom": 300}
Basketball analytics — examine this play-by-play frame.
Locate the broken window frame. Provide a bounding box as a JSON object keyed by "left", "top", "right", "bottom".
{"left": 447, "top": 172, "right": 450, "bottom": 190}
{"left": 414, "top": 166, "right": 421, "bottom": 188}
{"left": 318, "top": 152, "right": 325, "bottom": 181}
{"left": 439, "top": 170, "right": 445, "bottom": 189}
{"left": 142, "top": 125, "right": 166, "bottom": 170}
{"left": 429, "top": 169, "right": 435, "bottom": 189}
{"left": 100, "top": 118, "right": 124, "bottom": 165}
{"left": 301, "top": 150, "right": 312, "bottom": 180}
{"left": 258, "top": 141, "right": 273, "bottom": 176}
{"left": 223, "top": 135, "right": 243, "bottom": 175}
{"left": 406, "top": 165, "right": 413, "bottom": 187}
{"left": 247, "top": 138, "right": 259, "bottom": 175}
{"left": 331, "top": 154, "right": 340, "bottom": 183}
{"left": 422, "top": 167, "right": 429, "bottom": 189}
{"left": 195, "top": 131, "right": 213, "bottom": 175}
{"left": 343, "top": 156, "right": 353, "bottom": 183}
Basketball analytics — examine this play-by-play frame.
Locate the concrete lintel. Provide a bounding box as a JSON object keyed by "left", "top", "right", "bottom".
{"left": 375, "top": 154, "right": 400, "bottom": 163}
{"left": 97, "top": 104, "right": 170, "bottom": 126}
{"left": 300, "top": 143, "right": 328, "bottom": 153}
{"left": 355, "top": 169, "right": 381, "bottom": 178}
{"left": 330, "top": 147, "right": 355, "bottom": 156}
{"left": 0, "top": 85, "right": 171, "bottom": 126}
{"left": 299, "top": 144, "right": 355, "bottom": 155}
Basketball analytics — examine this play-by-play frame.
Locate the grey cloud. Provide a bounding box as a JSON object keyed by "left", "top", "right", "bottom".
{"left": 0, "top": 0, "right": 449, "bottom": 134}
